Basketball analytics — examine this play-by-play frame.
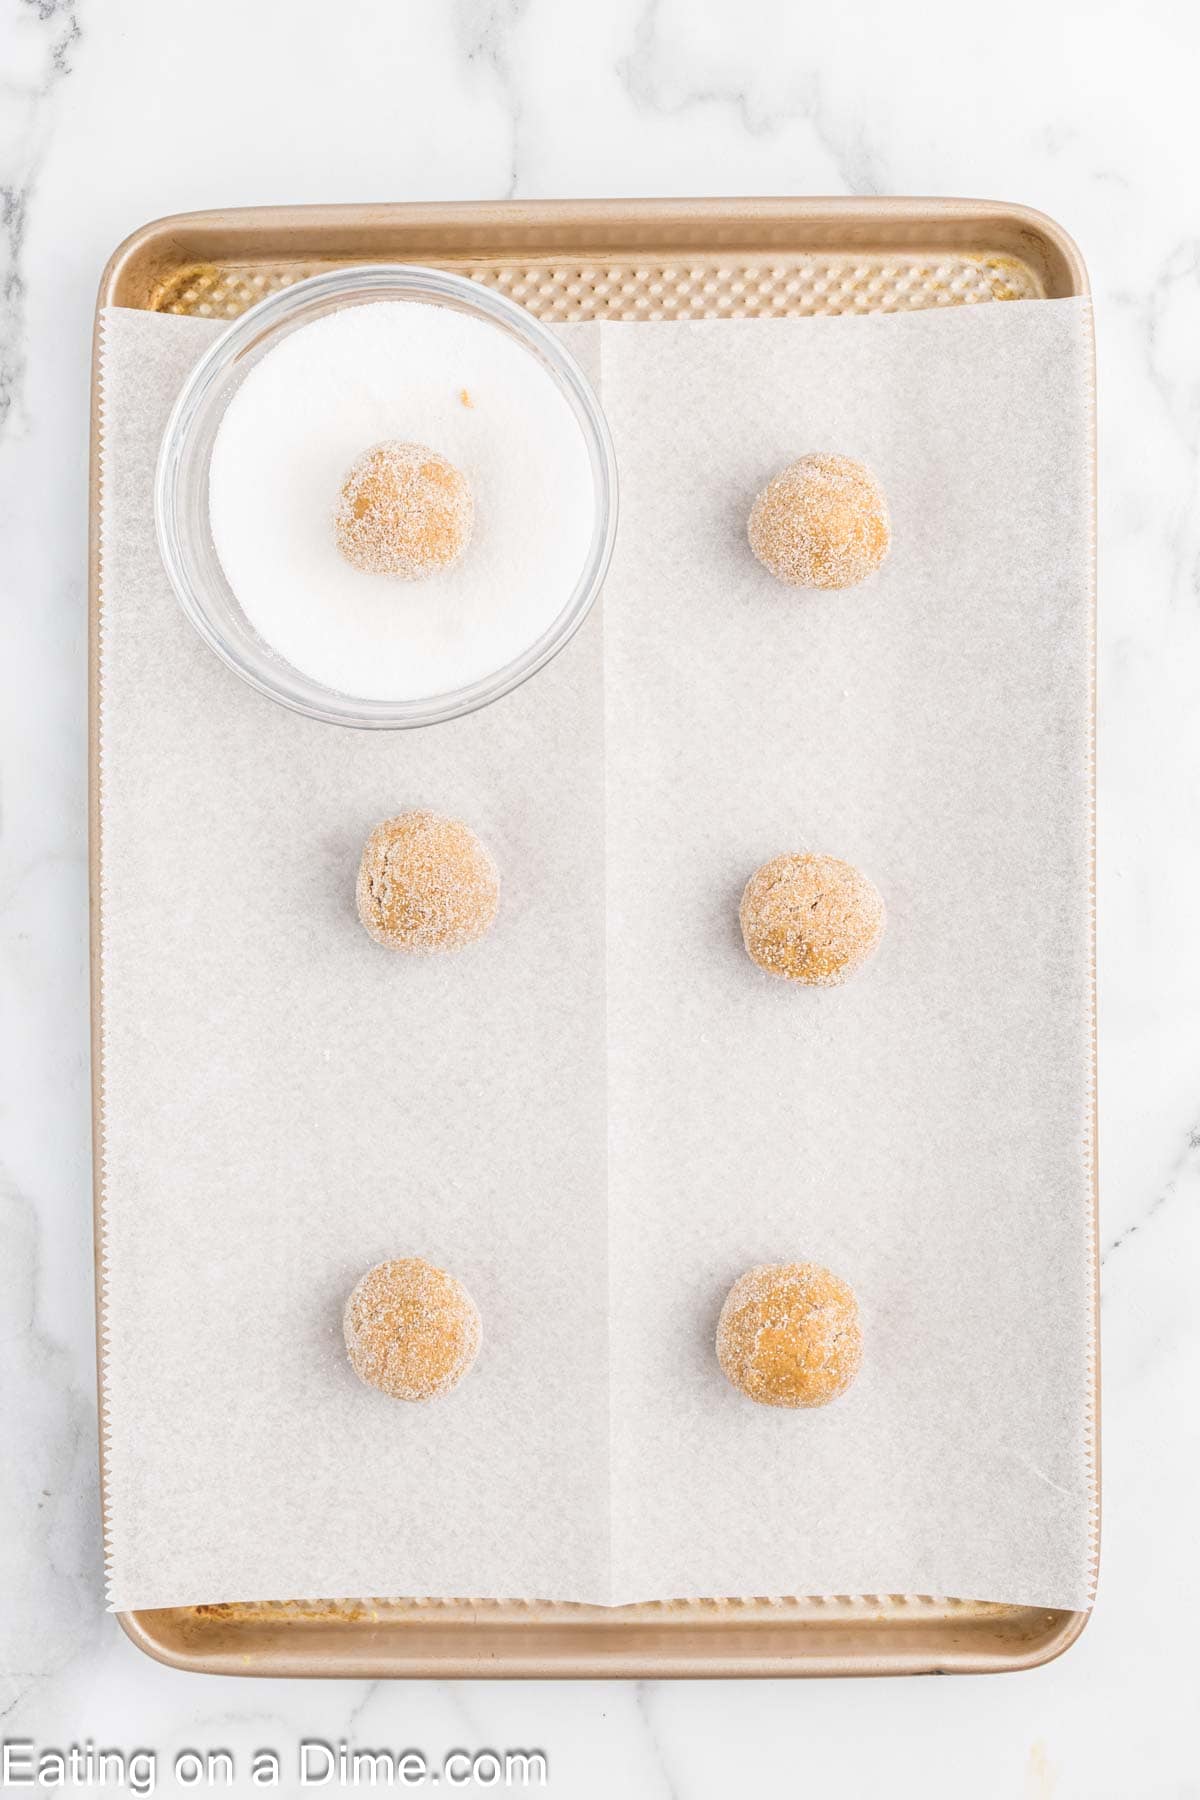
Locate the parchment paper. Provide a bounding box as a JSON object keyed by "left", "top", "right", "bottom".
{"left": 98, "top": 311, "right": 611, "bottom": 1606}
{"left": 600, "top": 303, "right": 1095, "bottom": 1606}
{"left": 97, "top": 297, "right": 1095, "bottom": 1612}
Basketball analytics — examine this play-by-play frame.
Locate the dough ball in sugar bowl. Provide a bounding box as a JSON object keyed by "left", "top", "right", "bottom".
{"left": 334, "top": 440, "right": 473, "bottom": 579}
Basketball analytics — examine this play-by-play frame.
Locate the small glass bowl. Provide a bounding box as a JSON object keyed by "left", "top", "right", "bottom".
{"left": 154, "top": 265, "right": 618, "bottom": 729}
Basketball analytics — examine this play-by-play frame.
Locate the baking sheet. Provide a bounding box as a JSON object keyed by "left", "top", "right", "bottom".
{"left": 97, "top": 297, "right": 1094, "bottom": 1612}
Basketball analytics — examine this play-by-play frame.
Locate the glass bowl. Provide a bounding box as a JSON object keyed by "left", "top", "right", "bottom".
{"left": 154, "top": 265, "right": 618, "bottom": 729}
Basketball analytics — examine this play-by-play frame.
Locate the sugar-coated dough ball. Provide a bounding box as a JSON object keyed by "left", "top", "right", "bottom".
{"left": 357, "top": 810, "right": 499, "bottom": 953}
{"left": 740, "top": 852, "right": 884, "bottom": 986}
{"left": 344, "top": 1257, "right": 481, "bottom": 1402}
{"left": 334, "top": 440, "right": 473, "bottom": 579}
{"left": 748, "top": 453, "right": 890, "bottom": 589}
{"left": 717, "top": 1262, "right": 863, "bottom": 1408}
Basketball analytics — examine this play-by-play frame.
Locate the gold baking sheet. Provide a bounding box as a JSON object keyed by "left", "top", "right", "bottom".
{"left": 90, "top": 196, "right": 1096, "bottom": 1678}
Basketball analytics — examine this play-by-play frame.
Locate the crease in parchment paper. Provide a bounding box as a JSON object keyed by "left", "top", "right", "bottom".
{"left": 95, "top": 298, "right": 1095, "bottom": 1613}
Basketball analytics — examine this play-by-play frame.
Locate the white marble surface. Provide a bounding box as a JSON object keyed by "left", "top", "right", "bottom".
{"left": 1, "top": 0, "right": 1197, "bottom": 1793}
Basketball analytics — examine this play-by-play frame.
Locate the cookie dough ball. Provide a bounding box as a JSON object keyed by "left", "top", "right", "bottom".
{"left": 748, "top": 453, "right": 890, "bottom": 589}
{"left": 357, "top": 810, "right": 499, "bottom": 953}
{"left": 344, "top": 1257, "right": 482, "bottom": 1402}
{"left": 334, "top": 441, "right": 473, "bottom": 579}
{"left": 740, "top": 852, "right": 884, "bottom": 986}
{"left": 717, "top": 1262, "right": 863, "bottom": 1408}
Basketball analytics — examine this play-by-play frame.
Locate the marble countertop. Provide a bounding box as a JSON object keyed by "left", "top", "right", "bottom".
{"left": 2, "top": 0, "right": 1197, "bottom": 1794}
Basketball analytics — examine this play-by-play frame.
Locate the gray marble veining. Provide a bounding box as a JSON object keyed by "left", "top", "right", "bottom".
{"left": 2, "top": 0, "right": 1198, "bottom": 1793}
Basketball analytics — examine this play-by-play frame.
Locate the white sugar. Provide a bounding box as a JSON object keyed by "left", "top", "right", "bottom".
{"left": 208, "top": 301, "right": 595, "bottom": 701}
